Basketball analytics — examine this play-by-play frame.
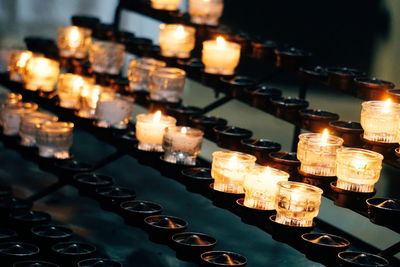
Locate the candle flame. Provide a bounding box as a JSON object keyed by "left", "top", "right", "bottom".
{"left": 69, "top": 27, "right": 81, "bottom": 48}
{"left": 382, "top": 98, "right": 392, "bottom": 114}
{"left": 175, "top": 25, "right": 185, "bottom": 38}
{"left": 352, "top": 159, "right": 367, "bottom": 169}
{"left": 181, "top": 127, "right": 187, "bottom": 134}
{"left": 264, "top": 166, "right": 271, "bottom": 176}
{"left": 227, "top": 154, "right": 238, "bottom": 168}
{"left": 153, "top": 110, "right": 162, "bottom": 123}
{"left": 216, "top": 36, "right": 226, "bottom": 49}
{"left": 320, "top": 128, "right": 329, "bottom": 145}
{"left": 17, "top": 52, "right": 32, "bottom": 68}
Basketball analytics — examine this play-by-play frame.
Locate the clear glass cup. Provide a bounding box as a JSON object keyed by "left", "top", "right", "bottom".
{"left": 8, "top": 50, "right": 33, "bottom": 82}
{"left": 148, "top": 67, "right": 186, "bottom": 103}
{"left": 189, "top": 0, "right": 224, "bottom": 26}
{"left": 162, "top": 126, "right": 204, "bottom": 165}
{"left": 89, "top": 41, "right": 125, "bottom": 75}
{"left": 57, "top": 26, "right": 92, "bottom": 59}
{"left": 24, "top": 55, "right": 60, "bottom": 92}
{"left": 127, "top": 58, "right": 166, "bottom": 92}
{"left": 95, "top": 91, "right": 134, "bottom": 129}
{"left": 19, "top": 112, "right": 58, "bottom": 147}
{"left": 2, "top": 102, "right": 38, "bottom": 136}
{"left": 36, "top": 121, "right": 74, "bottom": 159}
{"left": 77, "top": 84, "right": 109, "bottom": 119}
{"left": 58, "top": 73, "right": 94, "bottom": 109}
{"left": 150, "top": 0, "right": 181, "bottom": 11}
{"left": 159, "top": 24, "right": 196, "bottom": 58}
{"left": 0, "top": 93, "right": 22, "bottom": 126}
{"left": 275, "top": 181, "right": 323, "bottom": 227}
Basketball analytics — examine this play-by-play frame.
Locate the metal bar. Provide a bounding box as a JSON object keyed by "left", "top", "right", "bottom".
{"left": 25, "top": 181, "right": 67, "bottom": 202}
{"left": 378, "top": 241, "right": 400, "bottom": 258}
{"left": 113, "top": 1, "right": 123, "bottom": 30}
{"left": 202, "top": 95, "right": 232, "bottom": 113}
{"left": 298, "top": 80, "right": 309, "bottom": 100}
{"left": 291, "top": 125, "right": 301, "bottom": 152}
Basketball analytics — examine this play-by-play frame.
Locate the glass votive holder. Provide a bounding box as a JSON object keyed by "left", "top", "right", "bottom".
{"left": 162, "top": 126, "right": 204, "bottom": 166}
{"left": 8, "top": 50, "right": 33, "bottom": 82}
{"left": 297, "top": 132, "right": 344, "bottom": 177}
{"left": 57, "top": 26, "right": 92, "bottom": 59}
{"left": 202, "top": 37, "right": 241, "bottom": 75}
{"left": 151, "top": 0, "right": 181, "bottom": 11}
{"left": 336, "top": 148, "right": 383, "bottom": 193}
{"left": 360, "top": 100, "right": 400, "bottom": 143}
{"left": 136, "top": 111, "right": 177, "bottom": 152}
{"left": 159, "top": 24, "right": 195, "bottom": 58}
{"left": 275, "top": 181, "right": 323, "bottom": 227}
{"left": 36, "top": 121, "right": 74, "bottom": 159}
{"left": 189, "top": 0, "right": 224, "bottom": 26}
{"left": 148, "top": 67, "right": 186, "bottom": 103}
{"left": 2, "top": 102, "right": 38, "bottom": 136}
{"left": 24, "top": 56, "right": 60, "bottom": 92}
{"left": 127, "top": 58, "right": 166, "bottom": 92}
{"left": 19, "top": 112, "right": 58, "bottom": 147}
{"left": 211, "top": 151, "right": 256, "bottom": 194}
{"left": 243, "top": 166, "right": 289, "bottom": 210}
{"left": 0, "top": 93, "right": 22, "bottom": 126}
{"left": 77, "top": 84, "right": 108, "bottom": 119}
{"left": 89, "top": 41, "right": 125, "bottom": 75}
{"left": 58, "top": 73, "right": 94, "bottom": 109}
{"left": 95, "top": 91, "right": 134, "bottom": 129}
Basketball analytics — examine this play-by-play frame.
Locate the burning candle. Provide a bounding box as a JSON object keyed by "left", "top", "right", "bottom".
{"left": 202, "top": 36, "right": 241, "bottom": 75}
{"left": 58, "top": 73, "right": 94, "bottom": 109}
{"left": 77, "top": 84, "right": 108, "bottom": 118}
{"left": 189, "top": 0, "right": 224, "bottom": 26}
{"left": 95, "top": 91, "right": 134, "bottom": 129}
{"left": 19, "top": 112, "right": 58, "bottom": 147}
{"left": 159, "top": 24, "right": 195, "bottom": 58}
{"left": 150, "top": 0, "right": 181, "bottom": 10}
{"left": 336, "top": 148, "right": 383, "bottom": 193}
{"left": 297, "top": 129, "right": 344, "bottom": 176}
{"left": 148, "top": 67, "right": 186, "bottom": 103}
{"left": 361, "top": 99, "right": 400, "bottom": 143}
{"left": 243, "top": 166, "right": 289, "bottom": 210}
{"left": 211, "top": 151, "right": 256, "bottom": 194}
{"left": 1, "top": 102, "right": 38, "bottom": 136}
{"left": 36, "top": 121, "right": 74, "bottom": 159}
{"left": 8, "top": 50, "right": 33, "bottom": 82}
{"left": 162, "top": 126, "right": 204, "bottom": 165}
{"left": 24, "top": 56, "right": 60, "bottom": 92}
{"left": 89, "top": 41, "right": 125, "bottom": 75}
{"left": 275, "top": 181, "right": 323, "bottom": 227}
{"left": 127, "top": 58, "right": 166, "bottom": 92}
{"left": 57, "top": 26, "right": 92, "bottom": 58}
{"left": 136, "top": 111, "right": 177, "bottom": 152}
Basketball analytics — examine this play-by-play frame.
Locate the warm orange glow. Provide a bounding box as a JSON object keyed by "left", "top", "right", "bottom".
{"left": 175, "top": 25, "right": 185, "bottom": 39}
{"left": 180, "top": 127, "right": 187, "bottom": 134}
{"left": 227, "top": 154, "right": 238, "bottom": 168}
{"left": 153, "top": 110, "right": 162, "bottom": 123}
{"left": 16, "top": 52, "right": 32, "bottom": 68}
{"left": 216, "top": 36, "right": 226, "bottom": 48}
{"left": 68, "top": 27, "right": 82, "bottom": 48}
{"left": 352, "top": 159, "right": 367, "bottom": 170}
{"left": 264, "top": 166, "right": 271, "bottom": 176}
{"left": 320, "top": 128, "right": 329, "bottom": 145}
{"left": 382, "top": 98, "right": 392, "bottom": 114}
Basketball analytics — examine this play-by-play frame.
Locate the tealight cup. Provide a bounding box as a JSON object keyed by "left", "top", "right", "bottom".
{"left": 36, "top": 121, "right": 74, "bottom": 159}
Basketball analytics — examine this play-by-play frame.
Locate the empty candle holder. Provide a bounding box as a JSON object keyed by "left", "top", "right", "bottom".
{"left": 73, "top": 173, "right": 115, "bottom": 197}
{"left": 200, "top": 251, "right": 247, "bottom": 267}
{"left": 337, "top": 251, "right": 389, "bottom": 267}
{"left": 95, "top": 91, "right": 134, "bottom": 129}
{"left": 2, "top": 102, "right": 38, "bottom": 136}
{"left": 144, "top": 215, "right": 188, "bottom": 242}
{"left": 220, "top": 75, "right": 257, "bottom": 99}
{"left": 93, "top": 23, "right": 116, "bottom": 42}
{"left": 71, "top": 15, "right": 100, "bottom": 31}
{"left": 0, "top": 198, "right": 32, "bottom": 219}
{"left": 13, "top": 261, "right": 59, "bottom": 267}
{"left": 200, "top": 71, "right": 232, "bottom": 90}
{"left": 57, "top": 26, "right": 92, "bottom": 59}
{"left": 148, "top": 67, "right": 186, "bottom": 103}
{"left": 329, "top": 120, "right": 364, "bottom": 147}
{"left": 214, "top": 126, "right": 253, "bottom": 150}
{"left": 330, "top": 181, "right": 375, "bottom": 209}
{"left": 8, "top": 50, "right": 33, "bottom": 83}
{"left": 77, "top": 258, "right": 122, "bottom": 267}
{"left": 355, "top": 77, "right": 395, "bottom": 100}
{"left": 76, "top": 84, "right": 108, "bottom": 119}
{"left": 0, "top": 228, "right": 17, "bottom": 243}
{"left": 120, "top": 200, "right": 163, "bottom": 226}
{"left": 24, "top": 36, "right": 58, "bottom": 60}
{"left": 326, "top": 67, "right": 365, "bottom": 94}
{"left": 167, "top": 105, "right": 203, "bottom": 126}
{"left": 19, "top": 112, "right": 58, "bottom": 147}
{"left": 300, "top": 109, "right": 339, "bottom": 133}
{"left": 299, "top": 65, "right": 328, "bottom": 82}
{"left": 127, "top": 58, "right": 166, "bottom": 93}
{"left": 159, "top": 24, "right": 195, "bottom": 58}
{"left": 31, "top": 224, "right": 73, "bottom": 250}
{"left": 151, "top": 0, "right": 181, "bottom": 11}
{"left": 241, "top": 138, "right": 281, "bottom": 165}
{"left": 297, "top": 168, "right": 336, "bottom": 194}
{"left": 9, "top": 210, "right": 51, "bottom": 235}
{"left": 366, "top": 198, "right": 400, "bottom": 230}
{"left": 53, "top": 159, "right": 93, "bottom": 182}
{"left": 0, "top": 242, "right": 40, "bottom": 266}
{"left": 188, "top": 0, "right": 223, "bottom": 25}
{"left": 36, "top": 121, "right": 74, "bottom": 159}
{"left": 268, "top": 151, "right": 300, "bottom": 178}
{"left": 235, "top": 197, "right": 273, "bottom": 226}
{"left": 181, "top": 167, "right": 214, "bottom": 193}
{"left": 172, "top": 232, "right": 217, "bottom": 260}
{"left": 176, "top": 58, "right": 204, "bottom": 80}
{"left": 58, "top": 73, "right": 93, "bottom": 110}
{"left": 251, "top": 40, "right": 277, "bottom": 61}
{"left": 89, "top": 41, "right": 125, "bottom": 75}
{"left": 388, "top": 89, "right": 400, "bottom": 103}
{"left": 301, "top": 233, "right": 350, "bottom": 262}
{"left": 362, "top": 136, "right": 397, "bottom": 159}
{"left": 51, "top": 242, "right": 96, "bottom": 266}
{"left": 24, "top": 55, "right": 60, "bottom": 92}
{"left": 274, "top": 47, "right": 311, "bottom": 71}
{"left": 95, "top": 186, "right": 136, "bottom": 211}
{"left": 271, "top": 97, "right": 309, "bottom": 122}
{"left": 189, "top": 115, "right": 227, "bottom": 141}
{"left": 125, "top": 37, "right": 153, "bottom": 56}
{"left": 244, "top": 84, "right": 282, "bottom": 111}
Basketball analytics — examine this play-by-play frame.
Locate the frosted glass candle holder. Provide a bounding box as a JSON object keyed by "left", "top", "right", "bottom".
{"left": 8, "top": 50, "right": 33, "bottom": 82}
{"left": 151, "top": 0, "right": 181, "bottom": 11}
{"left": 297, "top": 132, "right": 344, "bottom": 176}
{"left": 2, "top": 102, "right": 38, "bottom": 136}
{"left": 127, "top": 58, "right": 166, "bottom": 92}
{"left": 243, "top": 166, "right": 289, "bottom": 210}
{"left": 336, "top": 148, "right": 383, "bottom": 193}
{"left": 57, "top": 26, "right": 92, "bottom": 59}
{"left": 89, "top": 41, "right": 125, "bottom": 75}
{"left": 0, "top": 93, "right": 22, "bottom": 126}
{"left": 95, "top": 91, "right": 134, "bottom": 129}
{"left": 159, "top": 24, "right": 195, "bottom": 58}
{"left": 162, "top": 126, "right": 204, "bottom": 165}
{"left": 149, "top": 67, "right": 186, "bottom": 103}
{"left": 361, "top": 100, "right": 400, "bottom": 143}
{"left": 77, "top": 84, "right": 108, "bottom": 119}
{"left": 275, "top": 181, "right": 323, "bottom": 227}
{"left": 36, "top": 121, "right": 74, "bottom": 159}
{"left": 19, "top": 112, "right": 58, "bottom": 147}
{"left": 211, "top": 151, "right": 256, "bottom": 194}
{"left": 189, "top": 0, "right": 224, "bottom": 26}
{"left": 136, "top": 111, "right": 177, "bottom": 152}
{"left": 24, "top": 56, "right": 60, "bottom": 92}
{"left": 202, "top": 37, "right": 241, "bottom": 75}
{"left": 58, "top": 73, "right": 94, "bottom": 109}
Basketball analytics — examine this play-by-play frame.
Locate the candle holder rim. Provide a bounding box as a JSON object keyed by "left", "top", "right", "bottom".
{"left": 120, "top": 200, "right": 163, "bottom": 214}
{"left": 136, "top": 112, "right": 177, "bottom": 124}
{"left": 73, "top": 172, "right": 114, "bottom": 185}
{"left": 298, "top": 132, "right": 344, "bottom": 145}
{"left": 0, "top": 242, "right": 40, "bottom": 256}
{"left": 274, "top": 47, "right": 312, "bottom": 57}
{"left": 77, "top": 258, "right": 122, "bottom": 267}
{"left": 366, "top": 197, "right": 400, "bottom": 212}
{"left": 209, "top": 182, "right": 245, "bottom": 196}
{"left": 299, "top": 109, "right": 339, "bottom": 119}
{"left": 200, "top": 250, "right": 247, "bottom": 266}
{"left": 299, "top": 65, "right": 328, "bottom": 76}
{"left": 247, "top": 165, "right": 290, "bottom": 177}
{"left": 165, "top": 126, "right": 204, "bottom": 136}
{"left": 213, "top": 125, "right": 253, "bottom": 136}
{"left": 269, "top": 151, "right": 300, "bottom": 164}
{"left": 159, "top": 23, "right": 196, "bottom": 33}
{"left": 360, "top": 133, "right": 398, "bottom": 146}
{"left": 0, "top": 228, "right": 17, "bottom": 239}
{"left": 336, "top": 147, "right": 384, "bottom": 161}
{"left": 337, "top": 251, "right": 389, "bottom": 266}
{"left": 269, "top": 214, "right": 316, "bottom": 228}
{"left": 91, "top": 40, "right": 125, "bottom": 50}
{"left": 212, "top": 150, "right": 256, "bottom": 161}
{"left": 298, "top": 167, "right": 337, "bottom": 179}
{"left": 13, "top": 260, "right": 59, "bottom": 267}
{"left": 95, "top": 186, "right": 136, "bottom": 199}
{"left": 171, "top": 232, "right": 217, "bottom": 247}
{"left": 361, "top": 100, "right": 400, "bottom": 109}
{"left": 151, "top": 66, "right": 186, "bottom": 77}
{"left": 203, "top": 38, "right": 241, "bottom": 49}
{"left": 10, "top": 210, "right": 51, "bottom": 222}
{"left": 236, "top": 197, "right": 275, "bottom": 211}
{"left": 354, "top": 77, "right": 395, "bottom": 88}
{"left": 181, "top": 167, "right": 213, "bottom": 180}
{"left": 220, "top": 75, "right": 258, "bottom": 86}
{"left": 51, "top": 241, "right": 96, "bottom": 255}
{"left": 330, "top": 181, "right": 376, "bottom": 195}
{"left": 270, "top": 96, "right": 309, "bottom": 106}
{"left": 301, "top": 232, "right": 350, "bottom": 248}
{"left": 31, "top": 224, "right": 73, "bottom": 239}
{"left": 167, "top": 105, "right": 204, "bottom": 113}
{"left": 189, "top": 115, "right": 227, "bottom": 125}
{"left": 144, "top": 215, "right": 188, "bottom": 230}
{"left": 129, "top": 57, "right": 166, "bottom": 69}
{"left": 328, "top": 120, "right": 363, "bottom": 132}
{"left": 38, "top": 121, "right": 74, "bottom": 130}
{"left": 22, "top": 111, "right": 58, "bottom": 122}
{"left": 326, "top": 66, "right": 365, "bottom": 76}
{"left": 278, "top": 181, "right": 323, "bottom": 195}
{"left": 246, "top": 85, "right": 282, "bottom": 96}
{"left": 240, "top": 138, "right": 281, "bottom": 150}
{"left": 388, "top": 88, "right": 400, "bottom": 95}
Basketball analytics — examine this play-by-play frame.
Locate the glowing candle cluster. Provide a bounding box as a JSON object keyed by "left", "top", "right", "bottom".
{"left": 77, "top": 84, "right": 108, "bottom": 119}
{"left": 148, "top": 67, "right": 186, "bottom": 103}
{"left": 57, "top": 26, "right": 92, "bottom": 58}
{"left": 19, "top": 112, "right": 58, "bottom": 147}
{"left": 24, "top": 56, "right": 60, "bottom": 92}
{"left": 127, "top": 58, "right": 166, "bottom": 92}
{"left": 159, "top": 24, "right": 196, "bottom": 58}
{"left": 58, "top": 73, "right": 93, "bottom": 109}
